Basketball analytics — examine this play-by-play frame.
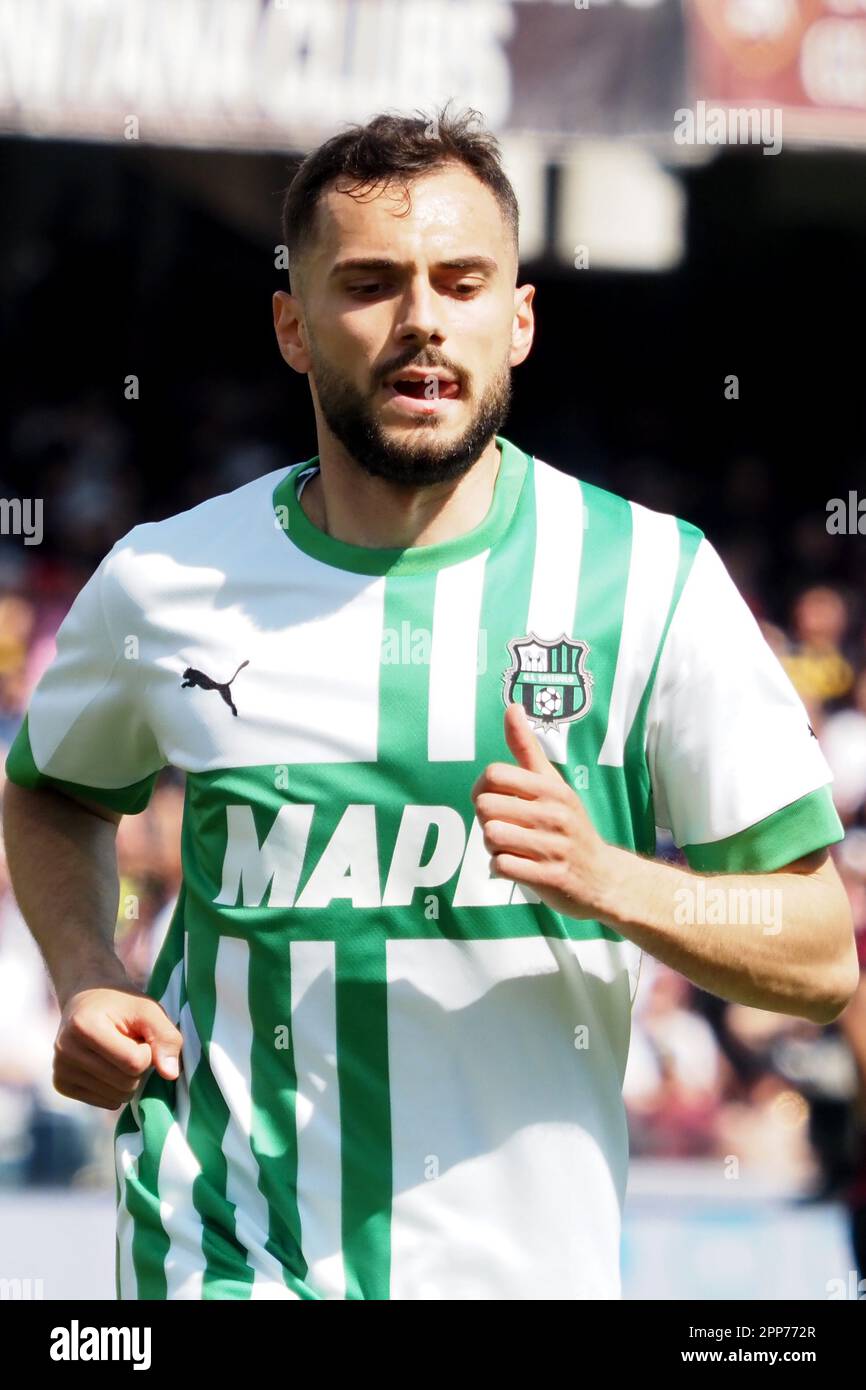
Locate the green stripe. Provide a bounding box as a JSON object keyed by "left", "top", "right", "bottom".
{"left": 182, "top": 898, "right": 256, "bottom": 1299}
{"left": 477, "top": 456, "right": 625, "bottom": 945}
{"left": 684, "top": 784, "right": 844, "bottom": 873}
{"left": 478, "top": 444, "right": 537, "bottom": 769}
{"left": 623, "top": 517, "right": 704, "bottom": 849}
{"left": 127, "top": 1081, "right": 175, "bottom": 1298}
{"left": 336, "top": 936, "right": 392, "bottom": 1299}
{"left": 114, "top": 894, "right": 189, "bottom": 1299}
{"left": 568, "top": 481, "right": 634, "bottom": 849}
{"left": 247, "top": 937, "right": 312, "bottom": 1295}
{"left": 4, "top": 712, "right": 159, "bottom": 814}
{"left": 185, "top": 763, "right": 617, "bottom": 941}
{"left": 170, "top": 789, "right": 263, "bottom": 1297}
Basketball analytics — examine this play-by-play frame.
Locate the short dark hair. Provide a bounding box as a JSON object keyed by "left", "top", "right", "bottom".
{"left": 280, "top": 101, "right": 519, "bottom": 292}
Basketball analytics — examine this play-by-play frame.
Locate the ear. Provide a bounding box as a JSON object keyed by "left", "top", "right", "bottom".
{"left": 510, "top": 281, "right": 535, "bottom": 369}
{"left": 272, "top": 290, "right": 311, "bottom": 374}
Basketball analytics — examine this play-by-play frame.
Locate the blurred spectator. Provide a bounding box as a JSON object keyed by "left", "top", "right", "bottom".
{"left": 782, "top": 587, "right": 856, "bottom": 708}
{"left": 0, "top": 595, "right": 35, "bottom": 740}
{"left": 821, "top": 671, "right": 866, "bottom": 824}
{"left": 624, "top": 960, "right": 726, "bottom": 1158}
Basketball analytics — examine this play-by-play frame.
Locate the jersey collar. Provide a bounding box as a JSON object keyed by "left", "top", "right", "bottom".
{"left": 272, "top": 434, "right": 529, "bottom": 577}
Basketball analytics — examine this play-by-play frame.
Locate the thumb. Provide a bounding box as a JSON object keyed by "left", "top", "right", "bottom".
{"left": 129, "top": 998, "right": 183, "bottom": 1080}
{"left": 504, "top": 700, "right": 551, "bottom": 774}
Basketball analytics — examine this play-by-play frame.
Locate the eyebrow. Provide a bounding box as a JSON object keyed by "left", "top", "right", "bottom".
{"left": 329, "top": 255, "right": 499, "bottom": 278}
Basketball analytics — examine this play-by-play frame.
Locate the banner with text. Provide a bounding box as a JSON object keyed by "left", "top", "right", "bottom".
{"left": 0, "top": 0, "right": 684, "bottom": 150}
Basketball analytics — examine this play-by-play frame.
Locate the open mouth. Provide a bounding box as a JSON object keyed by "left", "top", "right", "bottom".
{"left": 386, "top": 378, "right": 461, "bottom": 400}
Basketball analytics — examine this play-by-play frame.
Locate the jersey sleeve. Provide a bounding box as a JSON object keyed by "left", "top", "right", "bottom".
{"left": 4, "top": 541, "right": 166, "bottom": 814}
{"left": 645, "top": 537, "right": 843, "bottom": 872}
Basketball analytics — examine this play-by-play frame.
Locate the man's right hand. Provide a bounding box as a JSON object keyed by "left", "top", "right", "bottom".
{"left": 54, "top": 985, "right": 184, "bottom": 1111}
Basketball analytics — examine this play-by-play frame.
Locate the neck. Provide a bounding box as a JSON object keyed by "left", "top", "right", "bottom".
{"left": 299, "top": 436, "right": 502, "bottom": 550}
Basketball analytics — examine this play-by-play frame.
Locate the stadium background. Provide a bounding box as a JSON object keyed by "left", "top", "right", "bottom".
{"left": 1, "top": 0, "right": 865, "bottom": 1300}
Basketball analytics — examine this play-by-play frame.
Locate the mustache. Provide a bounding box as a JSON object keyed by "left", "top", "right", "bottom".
{"left": 376, "top": 354, "right": 465, "bottom": 388}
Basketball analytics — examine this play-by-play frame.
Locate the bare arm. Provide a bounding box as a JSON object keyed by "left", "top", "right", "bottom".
{"left": 3, "top": 781, "right": 183, "bottom": 1108}
{"left": 592, "top": 845, "right": 857, "bottom": 1026}
{"left": 3, "top": 781, "right": 127, "bottom": 1005}
{"left": 473, "top": 703, "right": 859, "bottom": 1028}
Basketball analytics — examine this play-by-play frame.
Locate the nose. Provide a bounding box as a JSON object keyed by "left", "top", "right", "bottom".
{"left": 393, "top": 273, "right": 445, "bottom": 349}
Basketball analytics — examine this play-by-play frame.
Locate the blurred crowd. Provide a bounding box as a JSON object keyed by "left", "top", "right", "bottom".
{"left": 0, "top": 400, "right": 864, "bottom": 1282}
{"left": 628, "top": 581, "right": 866, "bottom": 1276}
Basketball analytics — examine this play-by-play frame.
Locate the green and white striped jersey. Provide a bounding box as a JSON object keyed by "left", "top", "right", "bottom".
{"left": 6, "top": 435, "right": 842, "bottom": 1300}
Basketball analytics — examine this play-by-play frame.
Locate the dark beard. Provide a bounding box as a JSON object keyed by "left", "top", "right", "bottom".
{"left": 311, "top": 351, "right": 512, "bottom": 487}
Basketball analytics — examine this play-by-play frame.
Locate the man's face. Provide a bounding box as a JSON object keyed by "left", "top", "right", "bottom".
{"left": 278, "top": 163, "right": 534, "bottom": 487}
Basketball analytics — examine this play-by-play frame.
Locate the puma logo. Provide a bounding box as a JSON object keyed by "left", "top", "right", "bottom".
{"left": 181, "top": 659, "right": 249, "bottom": 716}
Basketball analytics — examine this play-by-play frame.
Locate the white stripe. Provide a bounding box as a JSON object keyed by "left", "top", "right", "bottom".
{"left": 290, "top": 940, "right": 346, "bottom": 1298}
{"left": 386, "top": 937, "right": 628, "bottom": 1298}
{"left": 115, "top": 1128, "right": 145, "bottom": 1299}
{"left": 152, "top": 955, "right": 208, "bottom": 1298}
{"left": 159, "top": 978, "right": 207, "bottom": 1300}
{"left": 211, "top": 937, "right": 298, "bottom": 1298}
{"left": 428, "top": 553, "right": 488, "bottom": 761}
{"left": 181, "top": 929, "right": 201, "bottom": 1082}
{"left": 115, "top": 956, "right": 184, "bottom": 1300}
{"left": 159, "top": 957, "right": 184, "bottom": 1027}
{"left": 523, "top": 463, "right": 585, "bottom": 765}
{"left": 598, "top": 503, "right": 680, "bottom": 767}
{"left": 158, "top": 1110, "right": 204, "bottom": 1300}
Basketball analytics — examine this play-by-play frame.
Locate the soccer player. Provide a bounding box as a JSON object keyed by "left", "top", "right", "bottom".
{"left": 3, "top": 106, "right": 858, "bottom": 1301}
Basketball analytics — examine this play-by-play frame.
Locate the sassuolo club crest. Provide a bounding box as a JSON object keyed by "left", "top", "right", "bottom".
{"left": 502, "top": 632, "right": 594, "bottom": 731}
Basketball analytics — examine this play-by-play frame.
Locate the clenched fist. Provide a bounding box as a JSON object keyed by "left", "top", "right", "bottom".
{"left": 54, "top": 984, "right": 184, "bottom": 1111}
